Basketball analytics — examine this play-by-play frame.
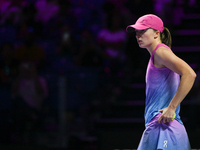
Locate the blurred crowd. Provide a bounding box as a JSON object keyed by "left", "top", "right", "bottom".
{"left": 0, "top": 0, "right": 199, "bottom": 145}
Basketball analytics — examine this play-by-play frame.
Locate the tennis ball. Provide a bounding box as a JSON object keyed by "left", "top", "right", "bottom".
{"left": 172, "top": 113, "right": 176, "bottom": 121}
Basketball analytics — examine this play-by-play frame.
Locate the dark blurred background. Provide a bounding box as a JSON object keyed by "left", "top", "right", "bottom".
{"left": 0, "top": 0, "right": 200, "bottom": 149}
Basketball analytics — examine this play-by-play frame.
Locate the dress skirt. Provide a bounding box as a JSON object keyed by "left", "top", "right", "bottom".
{"left": 137, "top": 113, "right": 191, "bottom": 150}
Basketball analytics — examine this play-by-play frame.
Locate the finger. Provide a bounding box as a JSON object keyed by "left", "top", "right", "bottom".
{"left": 164, "top": 118, "right": 172, "bottom": 123}
{"left": 158, "top": 109, "right": 163, "bottom": 113}
{"left": 163, "top": 118, "right": 167, "bottom": 124}
{"left": 158, "top": 115, "right": 163, "bottom": 124}
{"left": 164, "top": 118, "right": 170, "bottom": 123}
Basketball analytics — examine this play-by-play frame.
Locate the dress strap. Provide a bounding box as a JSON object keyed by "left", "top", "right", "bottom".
{"left": 151, "top": 43, "right": 165, "bottom": 58}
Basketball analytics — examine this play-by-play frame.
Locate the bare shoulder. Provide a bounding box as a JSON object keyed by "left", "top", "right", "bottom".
{"left": 154, "top": 46, "right": 174, "bottom": 58}
{"left": 153, "top": 46, "right": 175, "bottom": 68}
{"left": 154, "top": 46, "right": 195, "bottom": 76}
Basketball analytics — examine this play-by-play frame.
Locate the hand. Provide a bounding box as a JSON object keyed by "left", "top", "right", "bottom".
{"left": 158, "top": 107, "right": 175, "bottom": 124}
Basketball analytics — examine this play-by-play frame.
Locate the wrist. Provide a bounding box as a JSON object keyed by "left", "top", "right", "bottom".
{"left": 168, "top": 104, "right": 177, "bottom": 111}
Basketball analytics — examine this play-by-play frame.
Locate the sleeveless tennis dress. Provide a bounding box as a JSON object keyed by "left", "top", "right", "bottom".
{"left": 137, "top": 43, "right": 191, "bottom": 150}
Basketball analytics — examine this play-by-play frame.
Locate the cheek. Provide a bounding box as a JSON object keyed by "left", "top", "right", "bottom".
{"left": 142, "top": 35, "right": 151, "bottom": 43}
{"left": 143, "top": 33, "right": 154, "bottom": 42}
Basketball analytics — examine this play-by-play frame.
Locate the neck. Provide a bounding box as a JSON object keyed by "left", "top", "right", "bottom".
{"left": 147, "top": 41, "right": 162, "bottom": 55}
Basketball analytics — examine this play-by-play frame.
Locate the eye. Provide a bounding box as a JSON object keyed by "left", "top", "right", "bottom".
{"left": 135, "top": 29, "right": 149, "bottom": 35}
{"left": 135, "top": 30, "right": 144, "bottom": 34}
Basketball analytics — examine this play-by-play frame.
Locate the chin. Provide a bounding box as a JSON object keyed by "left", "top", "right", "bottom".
{"left": 138, "top": 44, "right": 146, "bottom": 49}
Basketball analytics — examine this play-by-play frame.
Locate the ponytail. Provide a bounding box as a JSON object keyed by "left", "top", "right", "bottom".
{"left": 160, "top": 27, "right": 172, "bottom": 48}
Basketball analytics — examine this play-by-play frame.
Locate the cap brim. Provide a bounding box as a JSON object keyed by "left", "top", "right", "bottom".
{"left": 126, "top": 24, "right": 149, "bottom": 32}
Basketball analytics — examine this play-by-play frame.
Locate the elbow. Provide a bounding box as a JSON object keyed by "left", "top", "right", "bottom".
{"left": 190, "top": 70, "right": 196, "bottom": 81}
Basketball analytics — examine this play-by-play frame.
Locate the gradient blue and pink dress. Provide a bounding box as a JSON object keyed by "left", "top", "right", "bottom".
{"left": 137, "top": 43, "right": 191, "bottom": 150}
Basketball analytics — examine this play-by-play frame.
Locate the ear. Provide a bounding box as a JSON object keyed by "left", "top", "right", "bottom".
{"left": 154, "top": 30, "right": 160, "bottom": 39}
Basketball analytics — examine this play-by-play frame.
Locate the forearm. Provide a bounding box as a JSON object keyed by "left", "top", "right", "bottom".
{"left": 168, "top": 72, "right": 196, "bottom": 110}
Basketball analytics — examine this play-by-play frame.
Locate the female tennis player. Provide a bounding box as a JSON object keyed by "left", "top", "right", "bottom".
{"left": 126, "top": 14, "right": 196, "bottom": 150}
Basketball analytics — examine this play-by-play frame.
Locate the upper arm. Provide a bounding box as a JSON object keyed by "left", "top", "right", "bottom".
{"left": 154, "top": 47, "right": 195, "bottom": 76}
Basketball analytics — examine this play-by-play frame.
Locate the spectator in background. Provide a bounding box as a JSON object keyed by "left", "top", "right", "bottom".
{"left": 74, "top": 29, "right": 105, "bottom": 67}
{"left": 11, "top": 61, "right": 48, "bottom": 143}
{"left": 14, "top": 32, "right": 46, "bottom": 71}
{"left": 172, "top": 0, "right": 184, "bottom": 27}
{"left": 0, "top": 0, "right": 24, "bottom": 25}
{"left": 183, "top": 0, "right": 199, "bottom": 13}
{"left": 34, "top": 0, "right": 61, "bottom": 38}
{"left": 44, "top": 0, "right": 73, "bottom": 38}
{"left": 105, "top": 0, "right": 136, "bottom": 27}
{"left": 35, "top": 0, "right": 60, "bottom": 25}
{"left": 97, "top": 12, "right": 127, "bottom": 85}
{"left": 17, "top": 2, "right": 43, "bottom": 39}
{"left": 0, "top": 42, "right": 18, "bottom": 110}
{"left": 0, "top": 0, "right": 7, "bottom": 8}
{"left": 57, "top": 0, "right": 72, "bottom": 20}
{"left": 52, "top": 24, "right": 77, "bottom": 73}
{"left": 101, "top": 1, "right": 116, "bottom": 28}
{"left": 56, "top": 24, "right": 76, "bottom": 60}
{"left": 125, "top": 0, "right": 154, "bottom": 17}
{"left": 0, "top": 42, "right": 18, "bottom": 143}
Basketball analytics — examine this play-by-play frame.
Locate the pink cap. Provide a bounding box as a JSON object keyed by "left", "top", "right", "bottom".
{"left": 126, "top": 14, "right": 164, "bottom": 33}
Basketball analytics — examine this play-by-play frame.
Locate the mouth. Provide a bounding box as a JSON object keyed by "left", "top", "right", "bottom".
{"left": 137, "top": 40, "right": 142, "bottom": 43}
